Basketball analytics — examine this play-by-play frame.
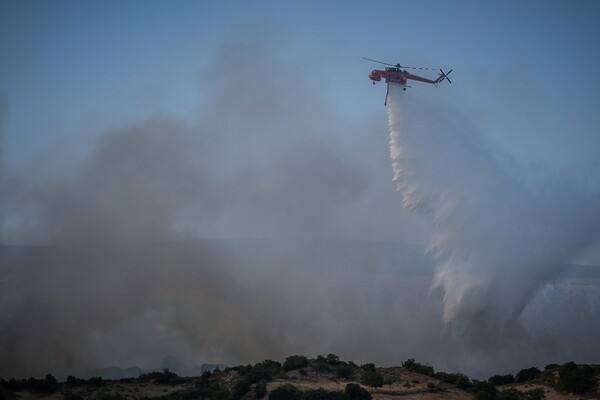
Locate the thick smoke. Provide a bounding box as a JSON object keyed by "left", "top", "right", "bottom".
{"left": 1, "top": 25, "right": 600, "bottom": 380}
{"left": 0, "top": 90, "right": 6, "bottom": 242}
{"left": 0, "top": 25, "right": 427, "bottom": 377}
{"left": 386, "top": 85, "right": 600, "bottom": 344}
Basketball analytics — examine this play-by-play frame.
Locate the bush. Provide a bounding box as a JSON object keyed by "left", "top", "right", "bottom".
{"left": 496, "top": 388, "right": 546, "bottom": 400}
{"left": 402, "top": 359, "right": 434, "bottom": 377}
{"left": 87, "top": 376, "right": 104, "bottom": 387}
{"left": 302, "top": 388, "right": 348, "bottom": 400}
{"left": 434, "top": 372, "right": 472, "bottom": 389}
{"left": 283, "top": 356, "right": 309, "bottom": 372}
{"left": 344, "top": 384, "right": 371, "bottom": 400}
{"left": 525, "top": 388, "right": 545, "bottom": 400}
{"left": 544, "top": 364, "right": 558, "bottom": 371}
{"left": 360, "top": 365, "right": 383, "bottom": 389}
{"left": 557, "top": 362, "right": 595, "bottom": 394}
{"left": 138, "top": 369, "right": 183, "bottom": 385}
{"left": 515, "top": 367, "right": 540, "bottom": 383}
{"left": 269, "top": 384, "right": 301, "bottom": 400}
{"left": 469, "top": 380, "right": 497, "bottom": 400}
{"left": 315, "top": 356, "right": 331, "bottom": 373}
{"left": 496, "top": 388, "right": 525, "bottom": 400}
{"left": 233, "top": 379, "right": 252, "bottom": 400}
{"left": 255, "top": 379, "right": 268, "bottom": 399}
{"left": 488, "top": 374, "right": 515, "bottom": 386}
{"left": 24, "top": 375, "right": 58, "bottom": 394}
{"left": 245, "top": 361, "right": 281, "bottom": 385}
{"left": 255, "top": 360, "right": 282, "bottom": 378}
{"left": 66, "top": 376, "right": 85, "bottom": 385}
{"left": 326, "top": 354, "right": 341, "bottom": 365}
{"left": 335, "top": 364, "right": 354, "bottom": 379}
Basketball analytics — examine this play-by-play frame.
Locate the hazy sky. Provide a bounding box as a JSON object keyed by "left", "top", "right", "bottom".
{"left": 1, "top": 0, "right": 599, "bottom": 248}
{"left": 2, "top": 1, "right": 600, "bottom": 377}
{"left": 2, "top": 1, "right": 599, "bottom": 163}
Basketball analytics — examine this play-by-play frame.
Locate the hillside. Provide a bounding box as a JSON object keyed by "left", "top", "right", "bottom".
{"left": 2, "top": 356, "right": 599, "bottom": 400}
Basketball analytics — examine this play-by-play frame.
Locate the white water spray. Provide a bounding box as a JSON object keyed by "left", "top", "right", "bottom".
{"left": 386, "top": 85, "right": 600, "bottom": 342}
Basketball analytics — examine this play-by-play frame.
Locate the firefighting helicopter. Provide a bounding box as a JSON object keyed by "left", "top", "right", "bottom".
{"left": 363, "top": 57, "right": 452, "bottom": 105}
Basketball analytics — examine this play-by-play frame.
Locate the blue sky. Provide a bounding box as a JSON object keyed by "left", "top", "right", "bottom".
{"left": 1, "top": 0, "right": 600, "bottom": 255}
{"left": 2, "top": 0, "right": 599, "bottom": 167}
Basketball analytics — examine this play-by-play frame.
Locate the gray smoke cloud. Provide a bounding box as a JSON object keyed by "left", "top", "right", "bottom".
{"left": 0, "top": 90, "right": 6, "bottom": 242}
{"left": 1, "top": 24, "right": 600, "bottom": 380}
{"left": 0, "top": 24, "right": 419, "bottom": 377}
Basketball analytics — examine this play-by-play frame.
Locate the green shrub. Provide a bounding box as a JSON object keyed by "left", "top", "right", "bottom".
{"left": 283, "top": 356, "right": 309, "bottom": 372}
{"left": 255, "top": 379, "right": 268, "bottom": 399}
{"left": 269, "top": 384, "right": 301, "bottom": 400}
{"left": 401, "top": 359, "right": 434, "bottom": 377}
{"left": 23, "top": 374, "right": 58, "bottom": 394}
{"left": 233, "top": 379, "right": 252, "bottom": 399}
{"left": 315, "top": 356, "right": 331, "bottom": 373}
{"left": 301, "top": 388, "right": 348, "bottom": 400}
{"left": 434, "top": 371, "right": 471, "bottom": 388}
{"left": 326, "top": 355, "right": 341, "bottom": 365}
{"left": 525, "top": 388, "right": 545, "bottom": 400}
{"left": 335, "top": 364, "right": 354, "bottom": 379}
{"left": 496, "top": 387, "right": 545, "bottom": 400}
{"left": 344, "top": 383, "right": 371, "bottom": 400}
{"left": 544, "top": 364, "right": 558, "bottom": 371}
{"left": 255, "top": 360, "right": 282, "bottom": 378}
{"left": 496, "top": 388, "right": 525, "bottom": 400}
{"left": 469, "top": 380, "right": 497, "bottom": 400}
{"left": 360, "top": 365, "right": 382, "bottom": 389}
{"left": 557, "top": 362, "right": 595, "bottom": 394}
{"left": 515, "top": 367, "right": 540, "bottom": 383}
{"left": 87, "top": 376, "right": 104, "bottom": 387}
{"left": 488, "top": 374, "right": 515, "bottom": 386}
{"left": 138, "top": 369, "right": 183, "bottom": 385}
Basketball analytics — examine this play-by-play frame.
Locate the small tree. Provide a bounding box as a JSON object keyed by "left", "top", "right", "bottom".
{"left": 515, "top": 367, "right": 540, "bottom": 383}
{"left": 335, "top": 364, "right": 354, "bottom": 379}
{"left": 557, "top": 362, "right": 595, "bottom": 395}
{"left": 255, "top": 379, "right": 268, "bottom": 399}
{"left": 488, "top": 374, "right": 515, "bottom": 386}
{"left": 233, "top": 379, "right": 252, "bottom": 400}
{"left": 360, "top": 365, "right": 383, "bottom": 389}
{"left": 283, "top": 356, "right": 308, "bottom": 372}
{"left": 344, "top": 383, "right": 371, "bottom": 400}
{"left": 469, "top": 380, "right": 497, "bottom": 400}
{"left": 269, "top": 384, "right": 301, "bottom": 400}
{"left": 326, "top": 354, "right": 341, "bottom": 365}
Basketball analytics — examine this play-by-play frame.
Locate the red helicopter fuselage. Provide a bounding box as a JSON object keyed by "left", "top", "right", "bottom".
{"left": 369, "top": 67, "right": 444, "bottom": 86}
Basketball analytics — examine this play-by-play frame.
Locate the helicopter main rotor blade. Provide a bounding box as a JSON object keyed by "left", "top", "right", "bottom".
{"left": 404, "top": 66, "right": 438, "bottom": 71}
{"left": 364, "top": 57, "right": 443, "bottom": 73}
{"left": 362, "top": 57, "right": 397, "bottom": 67}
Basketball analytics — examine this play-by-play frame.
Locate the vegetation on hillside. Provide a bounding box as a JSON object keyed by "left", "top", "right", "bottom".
{"left": 1, "top": 356, "right": 598, "bottom": 400}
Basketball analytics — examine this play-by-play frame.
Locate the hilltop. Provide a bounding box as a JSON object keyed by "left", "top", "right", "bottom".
{"left": 2, "top": 356, "right": 599, "bottom": 400}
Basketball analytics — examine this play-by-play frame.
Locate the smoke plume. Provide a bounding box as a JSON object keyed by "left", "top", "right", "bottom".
{"left": 1, "top": 24, "right": 600, "bottom": 380}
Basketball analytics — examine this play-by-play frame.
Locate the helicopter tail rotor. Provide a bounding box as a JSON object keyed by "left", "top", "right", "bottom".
{"left": 439, "top": 69, "right": 453, "bottom": 84}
